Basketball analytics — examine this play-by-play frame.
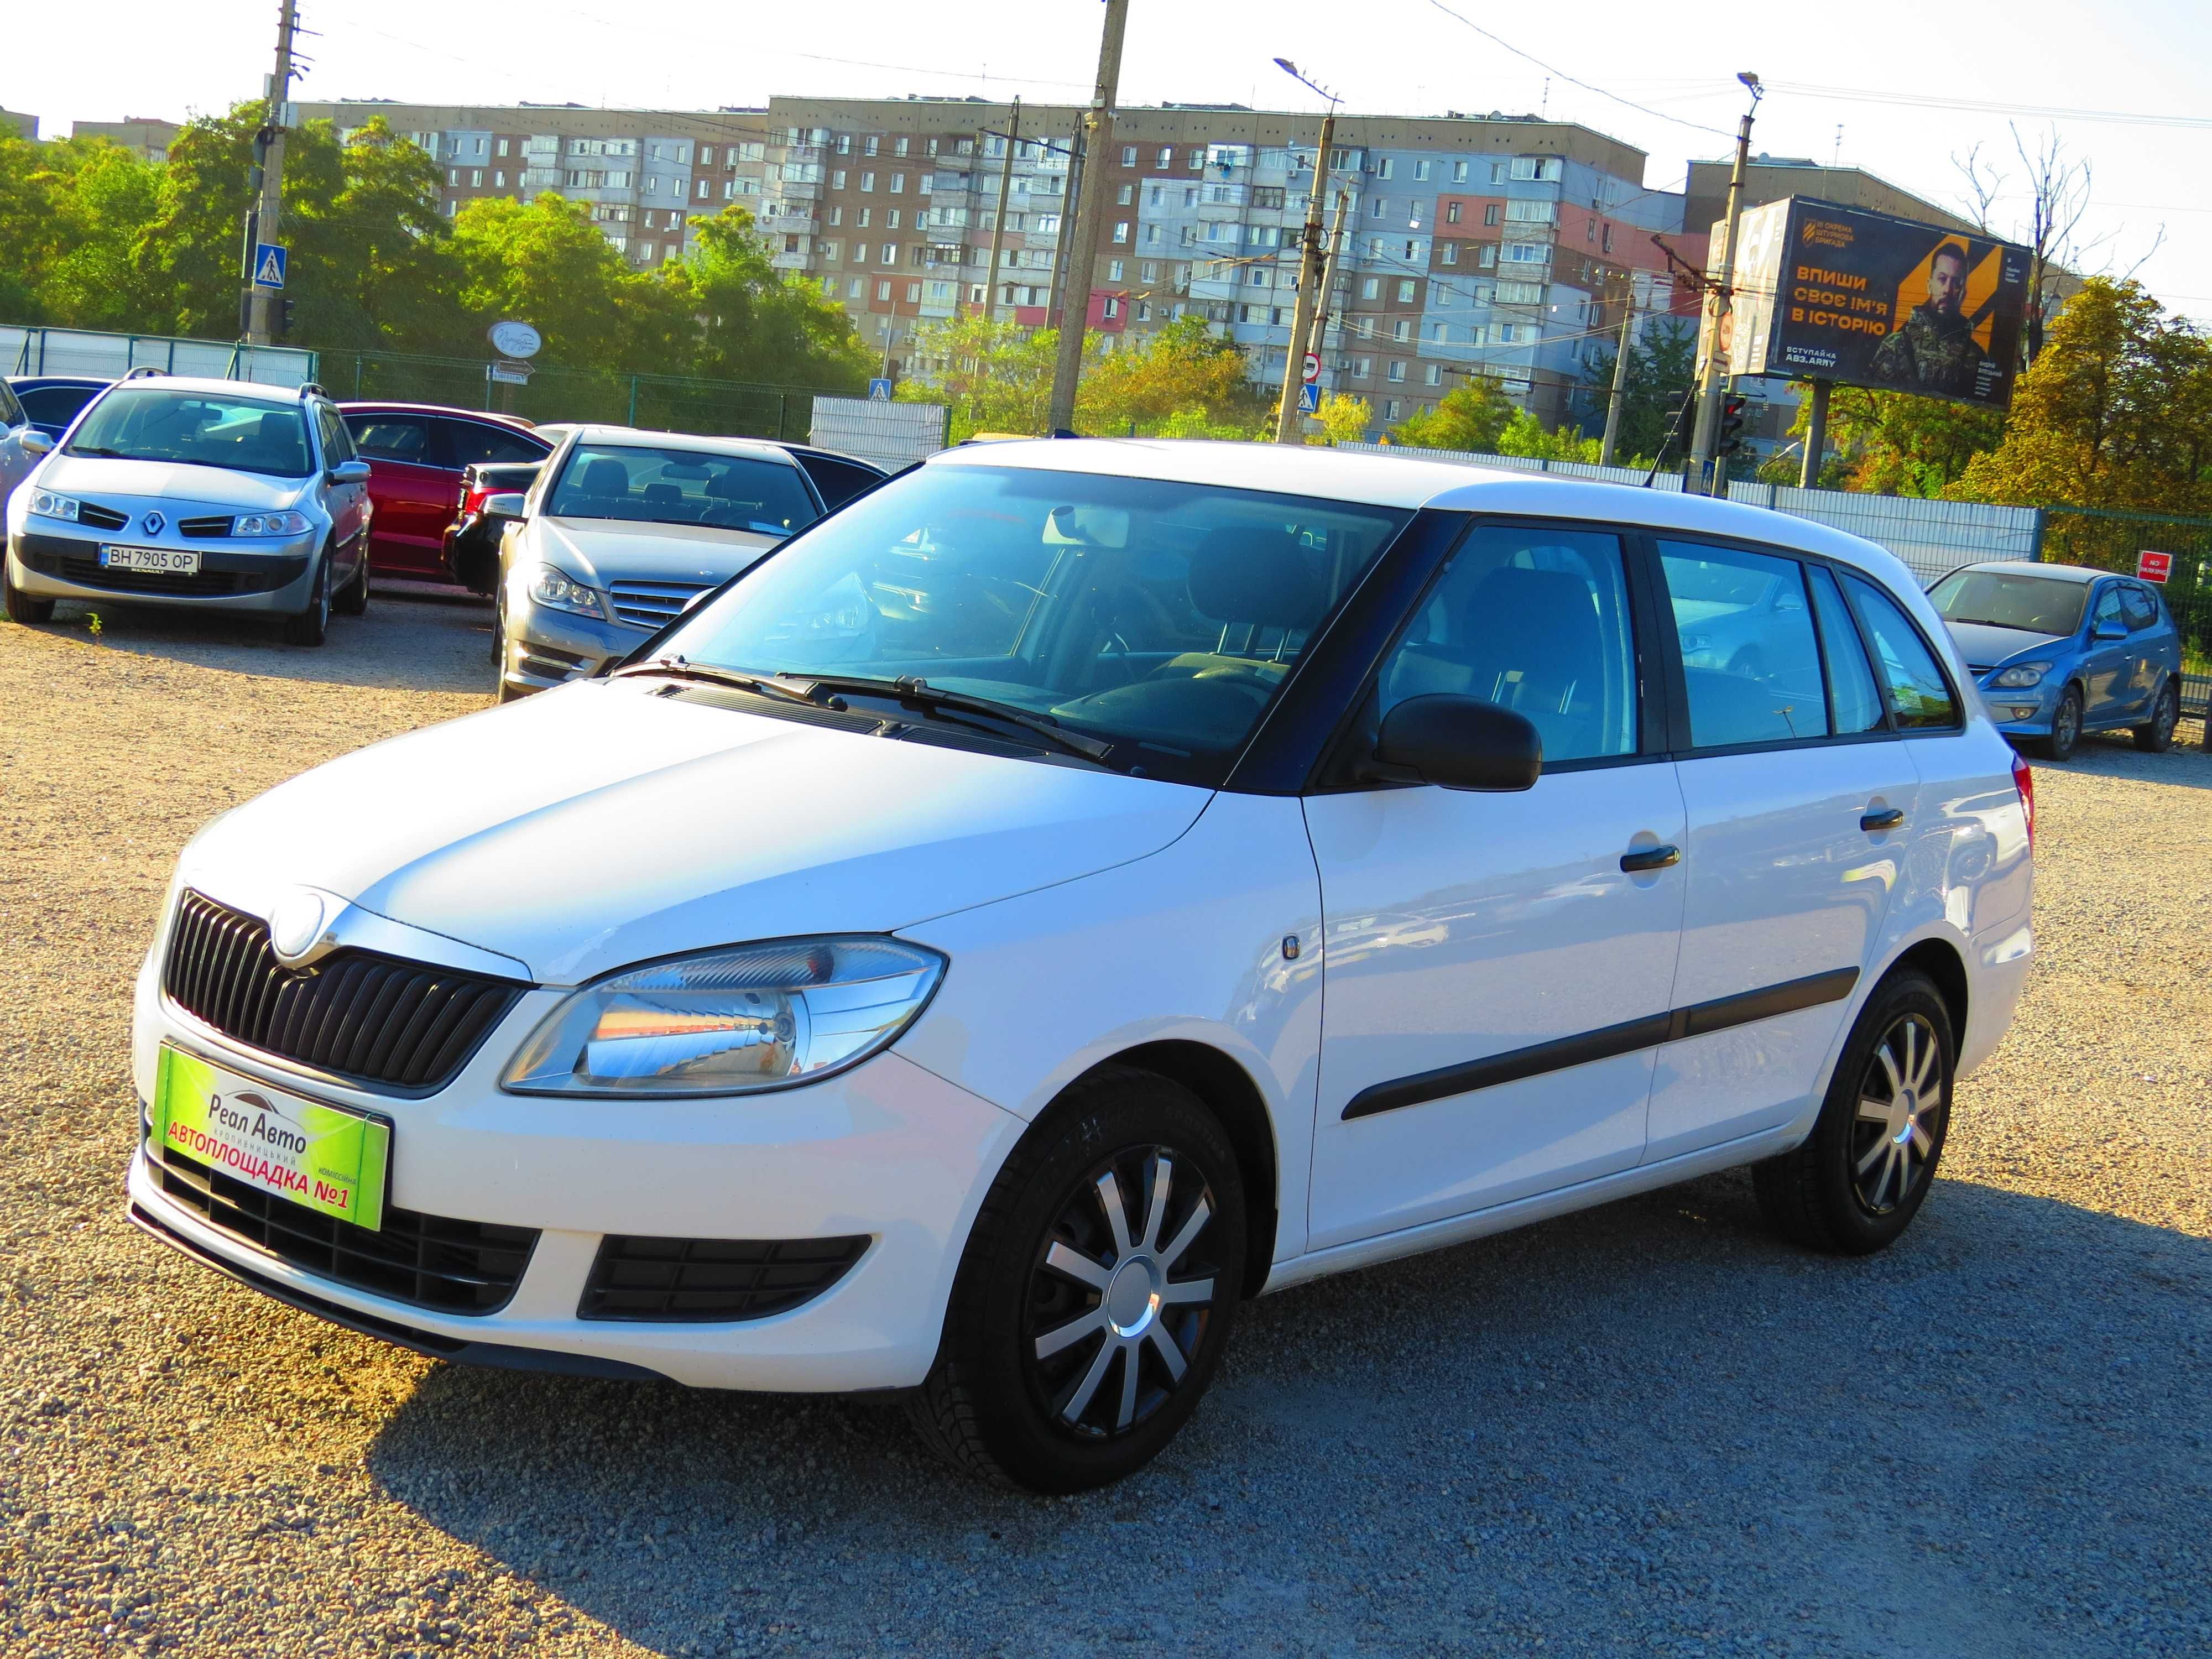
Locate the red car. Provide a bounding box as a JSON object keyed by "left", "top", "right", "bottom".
{"left": 337, "top": 403, "right": 552, "bottom": 582}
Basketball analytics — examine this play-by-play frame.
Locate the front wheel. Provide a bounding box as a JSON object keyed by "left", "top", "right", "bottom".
{"left": 1754, "top": 969, "right": 1955, "bottom": 1256}
{"left": 280, "top": 558, "right": 330, "bottom": 647}
{"left": 2037, "top": 686, "right": 2083, "bottom": 761}
{"left": 2133, "top": 680, "right": 2179, "bottom": 752}
{"left": 909, "top": 1067, "right": 1245, "bottom": 1493}
{"left": 332, "top": 548, "right": 369, "bottom": 617}
{"left": 3, "top": 562, "right": 55, "bottom": 625}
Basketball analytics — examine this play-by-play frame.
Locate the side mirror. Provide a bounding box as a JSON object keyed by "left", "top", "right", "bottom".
{"left": 483, "top": 492, "right": 529, "bottom": 520}
{"left": 2093, "top": 619, "right": 2127, "bottom": 641}
{"left": 1374, "top": 694, "right": 1542, "bottom": 792}
{"left": 19, "top": 431, "right": 53, "bottom": 457}
{"left": 328, "top": 458, "right": 372, "bottom": 485}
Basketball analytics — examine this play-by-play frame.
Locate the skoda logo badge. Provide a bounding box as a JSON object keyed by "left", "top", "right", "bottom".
{"left": 268, "top": 889, "right": 333, "bottom": 967}
{"left": 142, "top": 509, "right": 166, "bottom": 536}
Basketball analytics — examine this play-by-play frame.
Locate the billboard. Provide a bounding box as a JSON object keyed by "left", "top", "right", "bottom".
{"left": 1703, "top": 197, "right": 2033, "bottom": 409}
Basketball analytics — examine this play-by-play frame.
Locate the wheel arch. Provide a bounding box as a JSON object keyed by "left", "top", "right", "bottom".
{"left": 1885, "top": 935, "right": 1969, "bottom": 1044}
{"left": 1075, "top": 1039, "right": 1279, "bottom": 1298}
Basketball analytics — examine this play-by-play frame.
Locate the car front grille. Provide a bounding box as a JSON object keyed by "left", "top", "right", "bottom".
{"left": 75, "top": 501, "right": 131, "bottom": 531}
{"left": 152, "top": 1142, "right": 537, "bottom": 1314}
{"left": 608, "top": 580, "right": 713, "bottom": 629}
{"left": 579, "top": 1233, "right": 869, "bottom": 1322}
{"left": 20, "top": 546, "right": 306, "bottom": 598}
{"left": 179, "top": 515, "right": 234, "bottom": 539}
{"left": 162, "top": 890, "right": 526, "bottom": 1094}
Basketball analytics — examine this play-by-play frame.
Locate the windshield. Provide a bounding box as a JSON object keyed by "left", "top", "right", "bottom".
{"left": 1929, "top": 570, "right": 2088, "bottom": 636}
{"left": 65, "top": 387, "right": 313, "bottom": 478}
{"left": 652, "top": 462, "right": 1411, "bottom": 784}
{"left": 547, "top": 442, "right": 818, "bottom": 534}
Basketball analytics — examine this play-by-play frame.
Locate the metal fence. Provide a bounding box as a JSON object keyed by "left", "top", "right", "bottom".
{"left": 809, "top": 397, "right": 948, "bottom": 471}
{"left": 2, "top": 325, "right": 316, "bottom": 389}
{"left": 324, "top": 350, "right": 837, "bottom": 444}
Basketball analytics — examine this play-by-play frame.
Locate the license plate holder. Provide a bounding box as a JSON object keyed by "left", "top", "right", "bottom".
{"left": 100, "top": 544, "right": 202, "bottom": 576}
{"left": 153, "top": 1045, "right": 392, "bottom": 1232}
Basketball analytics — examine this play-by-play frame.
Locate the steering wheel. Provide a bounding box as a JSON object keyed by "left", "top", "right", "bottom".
{"left": 1102, "top": 630, "right": 1139, "bottom": 685}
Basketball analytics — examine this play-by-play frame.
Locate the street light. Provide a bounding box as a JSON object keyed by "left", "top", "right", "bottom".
{"left": 1273, "top": 58, "right": 1340, "bottom": 113}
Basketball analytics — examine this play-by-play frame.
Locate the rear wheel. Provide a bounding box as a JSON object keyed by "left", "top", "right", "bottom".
{"left": 2133, "top": 680, "right": 2179, "bottom": 752}
{"left": 281, "top": 557, "right": 330, "bottom": 647}
{"left": 908, "top": 1066, "right": 1245, "bottom": 1493}
{"left": 1754, "top": 969, "right": 1955, "bottom": 1256}
{"left": 3, "top": 563, "right": 54, "bottom": 625}
{"left": 2037, "top": 686, "right": 2083, "bottom": 761}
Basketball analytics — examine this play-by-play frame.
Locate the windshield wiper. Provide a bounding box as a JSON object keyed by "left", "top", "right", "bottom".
{"left": 1948, "top": 617, "right": 2044, "bottom": 632}
{"left": 792, "top": 674, "right": 1118, "bottom": 763}
{"left": 611, "top": 657, "right": 826, "bottom": 708}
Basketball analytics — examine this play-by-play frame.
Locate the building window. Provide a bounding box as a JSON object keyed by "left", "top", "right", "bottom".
{"left": 1351, "top": 357, "right": 1371, "bottom": 378}
{"left": 1188, "top": 148, "right": 1204, "bottom": 169}
{"left": 1392, "top": 319, "right": 1411, "bottom": 341}
{"left": 447, "top": 168, "right": 459, "bottom": 186}
{"left": 1157, "top": 145, "right": 1173, "bottom": 167}
{"left": 1387, "top": 361, "right": 1405, "bottom": 382}
{"left": 861, "top": 171, "right": 875, "bottom": 191}
{"left": 1499, "top": 324, "right": 1516, "bottom": 342}
{"left": 1377, "top": 158, "right": 1395, "bottom": 179}
{"left": 1371, "top": 196, "right": 1387, "bottom": 218}
{"left": 1452, "top": 159, "right": 1468, "bottom": 181}
{"left": 876, "top": 280, "right": 891, "bottom": 300}
{"left": 1413, "top": 158, "right": 1431, "bottom": 180}
{"left": 1431, "top": 322, "right": 1447, "bottom": 341}
{"left": 1360, "top": 277, "right": 1380, "bottom": 300}
{"left": 828, "top": 205, "right": 843, "bottom": 226}
{"left": 857, "top": 207, "right": 871, "bottom": 228}
{"left": 1446, "top": 202, "right": 1462, "bottom": 225}
{"left": 1103, "top": 296, "right": 1120, "bottom": 319}
{"left": 1385, "top": 400, "right": 1402, "bottom": 419}
{"left": 890, "top": 173, "right": 905, "bottom": 194}
{"left": 1480, "top": 244, "right": 1497, "bottom": 268}
{"left": 823, "top": 241, "right": 841, "bottom": 262}
{"left": 906, "top": 281, "right": 921, "bottom": 300}
{"left": 493, "top": 171, "right": 505, "bottom": 188}
{"left": 1109, "top": 258, "right": 1125, "bottom": 280}
{"left": 881, "top": 242, "right": 896, "bottom": 264}
{"left": 864, "top": 135, "right": 880, "bottom": 156}
{"left": 832, "top": 170, "right": 846, "bottom": 189}
{"left": 887, "top": 209, "right": 901, "bottom": 229}
{"left": 1121, "top": 144, "right": 1137, "bottom": 166}
{"left": 1484, "top": 203, "right": 1500, "bottom": 226}
{"left": 1441, "top": 242, "right": 1459, "bottom": 267}
{"left": 1248, "top": 268, "right": 1269, "bottom": 286}
{"left": 1425, "top": 363, "right": 1442, "bottom": 385}
{"left": 1587, "top": 217, "right": 1597, "bottom": 241}
{"left": 1113, "top": 221, "right": 1129, "bottom": 242}
{"left": 894, "top": 136, "right": 910, "bottom": 156}
{"left": 1396, "top": 279, "right": 1416, "bottom": 302}
{"left": 1117, "top": 183, "right": 1134, "bottom": 205}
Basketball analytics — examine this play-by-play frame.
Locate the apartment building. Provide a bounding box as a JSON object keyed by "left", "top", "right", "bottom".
{"left": 70, "top": 117, "right": 182, "bottom": 162}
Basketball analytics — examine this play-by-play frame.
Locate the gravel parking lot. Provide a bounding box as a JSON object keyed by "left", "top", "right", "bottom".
{"left": 3, "top": 594, "right": 2208, "bottom": 1658}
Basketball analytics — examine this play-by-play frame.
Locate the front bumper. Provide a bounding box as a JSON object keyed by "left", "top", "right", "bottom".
{"left": 1978, "top": 677, "right": 2055, "bottom": 737}
{"left": 128, "top": 954, "right": 1024, "bottom": 1391}
{"left": 11, "top": 524, "right": 319, "bottom": 613}
{"left": 501, "top": 597, "right": 647, "bottom": 697}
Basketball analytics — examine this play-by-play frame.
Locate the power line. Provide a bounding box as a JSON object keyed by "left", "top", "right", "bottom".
{"left": 1419, "top": 1, "right": 1736, "bottom": 140}
{"left": 1764, "top": 80, "right": 2212, "bottom": 132}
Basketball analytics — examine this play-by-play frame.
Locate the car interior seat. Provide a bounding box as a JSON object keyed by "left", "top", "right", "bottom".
{"left": 1382, "top": 565, "right": 1605, "bottom": 759}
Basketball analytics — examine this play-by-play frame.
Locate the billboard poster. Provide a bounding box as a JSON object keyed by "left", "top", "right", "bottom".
{"left": 1705, "top": 197, "right": 2033, "bottom": 410}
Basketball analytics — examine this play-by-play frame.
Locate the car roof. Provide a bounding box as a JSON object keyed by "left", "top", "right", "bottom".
{"left": 928, "top": 438, "right": 1913, "bottom": 583}
{"left": 1953, "top": 560, "right": 2101, "bottom": 583}
{"left": 85, "top": 375, "right": 311, "bottom": 401}
{"left": 7, "top": 375, "right": 112, "bottom": 389}
{"left": 560, "top": 425, "right": 803, "bottom": 465}
{"left": 336, "top": 400, "right": 539, "bottom": 430}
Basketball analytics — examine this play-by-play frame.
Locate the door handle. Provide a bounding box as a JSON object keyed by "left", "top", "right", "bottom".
{"left": 1860, "top": 807, "right": 1906, "bottom": 832}
{"left": 1620, "top": 843, "right": 1681, "bottom": 873}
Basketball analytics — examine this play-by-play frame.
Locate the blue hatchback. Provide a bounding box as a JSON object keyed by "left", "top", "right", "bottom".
{"left": 1929, "top": 561, "right": 2184, "bottom": 759}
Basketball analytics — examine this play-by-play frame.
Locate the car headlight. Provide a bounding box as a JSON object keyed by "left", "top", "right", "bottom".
{"left": 524, "top": 563, "right": 607, "bottom": 619}
{"left": 28, "top": 489, "right": 81, "bottom": 522}
{"left": 1990, "top": 662, "right": 2051, "bottom": 688}
{"left": 502, "top": 936, "right": 947, "bottom": 1097}
{"left": 233, "top": 510, "right": 313, "bottom": 537}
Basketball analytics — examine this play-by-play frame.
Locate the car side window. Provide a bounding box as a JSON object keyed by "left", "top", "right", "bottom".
{"left": 1374, "top": 525, "right": 1639, "bottom": 764}
{"left": 344, "top": 414, "right": 436, "bottom": 464}
{"left": 795, "top": 455, "right": 884, "bottom": 510}
{"left": 2091, "top": 584, "right": 2124, "bottom": 634}
{"left": 18, "top": 385, "right": 97, "bottom": 427}
{"left": 0, "top": 380, "right": 23, "bottom": 429}
{"left": 1808, "top": 565, "right": 1885, "bottom": 734}
{"left": 1659, "top": 540, "right": 1828, "bottom": 748}
{"left": 2120, "top": 583, "right": 2161, "bottom": 632}
{"left": 315, "top": 404, "right": 354, "bottom": 465}
{"left": 437, "top": 418, "right": 545, "bottom": 468}
{"left": 1844, "top": 575, "right": 1960, "bottom": 730}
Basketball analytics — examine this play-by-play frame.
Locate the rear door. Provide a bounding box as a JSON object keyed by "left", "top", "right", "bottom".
{"left": 342, "top": 411, "right": 450, "bottom": 578}
{"left": 2119, "top": 582, "right": 2171, "bottom": 712}
{"left": 1642, "top": 542, "right": 1918, "bottom": 1164}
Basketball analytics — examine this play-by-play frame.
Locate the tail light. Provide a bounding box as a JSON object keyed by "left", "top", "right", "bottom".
{"left": 2011, "top": 749, "right": 2035, "bottom": 848}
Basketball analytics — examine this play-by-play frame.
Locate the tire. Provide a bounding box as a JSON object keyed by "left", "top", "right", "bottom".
{"left": 2133, "top": 680, "right": 2179, "bottom": 753}
{"left": 1753, "top": 968, "right": 1955, "bottom": 1256}
{"left": 491, "top": 594, "right": 526, "bottom": 700}
{"left": 4, "top": 563, "right": 55, "bottom": 625}
{"left": 2036, "top": 686, "right": 2083, "bottom": 761}
{"left": 907, "top": 1066, "right": 1246, "bottom": 1494}
{"left": 281, "top": 557, "right": 330, "bottom": 647}
{"left": 332, "top": 549, "right": 369, "bottom": 617}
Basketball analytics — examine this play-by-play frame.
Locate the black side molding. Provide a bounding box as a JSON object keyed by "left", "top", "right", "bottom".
{"left": 1341, "top": 966, "right": 1860, "bottom": 1121}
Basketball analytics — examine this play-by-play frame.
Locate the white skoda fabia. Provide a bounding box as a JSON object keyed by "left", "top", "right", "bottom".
{"left": 129, "top": 440, "right": 2034, "bottom": 1491}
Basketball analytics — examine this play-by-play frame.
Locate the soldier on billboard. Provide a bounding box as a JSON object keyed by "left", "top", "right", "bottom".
{"left": 1869, "top": 242, "right": 1989, "bottom": 397}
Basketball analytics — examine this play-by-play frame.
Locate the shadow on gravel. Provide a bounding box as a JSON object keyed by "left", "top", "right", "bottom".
{"left": 2025, "top": 734, "right": 2212, "bottom": 791}
{"left": 35, "top": 585, "right": 494, "bottom": 696}
{"left": 362, "top": 1171, "right": 2212, "bottom": 1658}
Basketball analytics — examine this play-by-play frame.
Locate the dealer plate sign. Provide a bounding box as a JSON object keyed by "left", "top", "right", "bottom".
{"left": 153, "top": 1045, "right": 390, "bottom": 1231}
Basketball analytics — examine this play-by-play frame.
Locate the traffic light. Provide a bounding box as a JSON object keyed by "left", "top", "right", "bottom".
{"left": 1717, "top": 393, "right": 1749, "bottom": 458}
{"left": 276, "top": 298, "right": 297, "bottom": 341}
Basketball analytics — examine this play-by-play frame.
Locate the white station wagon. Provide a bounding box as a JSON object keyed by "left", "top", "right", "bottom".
{"left": 128, "top": 440, "right": 2034, "bottom": 1492}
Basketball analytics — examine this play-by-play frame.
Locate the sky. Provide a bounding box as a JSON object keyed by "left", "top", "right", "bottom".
{"left": 7, "top": 0, "right": 2207, "bottom": 325}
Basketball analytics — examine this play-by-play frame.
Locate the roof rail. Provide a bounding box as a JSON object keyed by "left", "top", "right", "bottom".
{"left": 122, "top": 365, "right": 167, "bottom": 380}
{"left": 297, "top": 382, "right": 328, "bottom": 399}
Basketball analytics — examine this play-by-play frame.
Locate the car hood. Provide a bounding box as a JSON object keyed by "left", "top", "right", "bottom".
{"left": 533, "top": 516, "right": 785, "bottom": 587}
{"left": 41, "top": 454, "right": 308, "bottom": 513}
{"left": 175, "top": 679, "right": 1211, "bottom": 984}
{"left": 1944, "top": 620, "right": 2070, "bottom": 670}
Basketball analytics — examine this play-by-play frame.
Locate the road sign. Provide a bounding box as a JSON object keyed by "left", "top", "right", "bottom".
{"left": 252, "top": 243, "right": 288, "bottom": 290}
{"left": 1298, "top": 383, "right": 1322, "bottom": 415}
{"left": 488, "top": 320, "right": 542, "bottom": 359}
{"left": 1302, "top": 352, "right": 1321, "bottom": 385}
{"left": 867, "top": 378, "right": 894, "bottom": 402}
{"left": 487, "top": 361, "right": 533, "bottom": 386}
{"left": 2136, "top": 549, "right": 2174, "bottom": 584}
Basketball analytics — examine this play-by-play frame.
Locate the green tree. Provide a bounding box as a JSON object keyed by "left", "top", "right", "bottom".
{"left": 897, "top": 312, "right": 1068, "bottom": 437}
{"left": 1496, "top": 408, "right": 1603, "bottom": 463}
{"left": 1756, "top": 385, "right": 2002, "bottom": 495}
{"left": 1390, "top": 375, "right": 1515, "bottom": 452}
{"left": 451, "top": 194, "right": 634, "bottom": 368}
{"left": 1081, "top": 316, "right": 1268, "bottom": 435}
{"left": 1580, "top": 316, "right": 1697, "bottom": 463}
{"left": 23, "top": 138, "right": 163, "bottom": 331}
{"left": 1310, "top": 391, "right": 1373, "bottom": 446}
{"left": 664, "top": 208, "right": 873, "bottom": 389}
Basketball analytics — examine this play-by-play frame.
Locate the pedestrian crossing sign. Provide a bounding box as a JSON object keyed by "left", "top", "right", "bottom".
{"left": 253, "top": 243, "right": 288, "bottom": 290}
{"left": 1298, "top": 383, "right": 1322, "bottom": 414}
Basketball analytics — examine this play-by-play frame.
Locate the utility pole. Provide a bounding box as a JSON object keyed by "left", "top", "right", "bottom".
{"left": 1686, "top": 72, "right": 1761, "bottom": 495}
{"left": 1045, "top": 128, "right": 1083, "bottom": 337}
{"left": 1274, "top": 106, "right": 1337, "bottom": 444}
{"left": 1598, "top": 283, "right": 1636, "bottom": 467}
{"left": 1305, "top": 186, "right": 1350, "bottom": 367}
{"left": 1799, "top": 377, "right": 1830, "bottom": 487}
{"left": 241, "top": 0, "right": 299, "bottom": 347}
{"left": 982, "top": 98, "right": 1020, "bottom": 327}
{"left": 1046, "top": 0, "right": 1130, "bottom": 433}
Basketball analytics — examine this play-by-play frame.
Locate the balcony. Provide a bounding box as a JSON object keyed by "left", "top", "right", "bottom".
{"left": 759, "top": 210, "right": 818, "bottom": 235}
{"left": 770, "top": 249, "right": 811, "bottom": 271}
{"left": 778, "top": 178, "right": 823, "bottom": 204}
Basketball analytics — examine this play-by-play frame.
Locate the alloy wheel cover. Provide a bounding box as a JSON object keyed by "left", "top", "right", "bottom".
{"left": 1849, "top": 1013, "right": 1944, "bottom": 1215}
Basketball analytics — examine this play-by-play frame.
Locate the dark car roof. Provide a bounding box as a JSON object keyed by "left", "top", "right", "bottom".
{"left": 7, "top": 375, "right": 114, "bottom": 390}
{"left": 337, "top": 401, "right": 544, "bottom": 434}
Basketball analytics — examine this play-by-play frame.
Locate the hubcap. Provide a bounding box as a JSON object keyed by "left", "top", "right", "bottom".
{"left": 1850, "top": 1013, "right": 1944, "bottom": 1215}
{"left": 1026, "top": 1147, "right": 1218, "bottom": 1438}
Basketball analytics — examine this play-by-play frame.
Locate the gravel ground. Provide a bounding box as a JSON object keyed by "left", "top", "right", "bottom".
{"left": 3, "top": 593, "right": 2208, "bottom": 1658}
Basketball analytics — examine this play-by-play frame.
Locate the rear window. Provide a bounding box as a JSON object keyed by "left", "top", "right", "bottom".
{"left": 1661, "top": 540, "right": 1828, "bottom": 748}
{"left": 67, "top": 387, "right": 312, "bottom": 478}
{"left": 1928, "top": 569, "right": 2088, "bottom": 637}
{"left": 345, "top": 414, "right": 435, "bottom": 463}
{"left": 17, "top": 384, "right": 100, "bottom": 427}
{"left": 437, "top": 418, "right": 547, "bottom": 469}
{"left": 1847, "top": 575, "right": 1960, "bottom": 730}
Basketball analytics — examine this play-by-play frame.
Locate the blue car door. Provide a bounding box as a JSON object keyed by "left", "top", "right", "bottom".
{"left": 2119, "top": 582, "right": 2170, "bottom": 712}
{"left": 2080, "top": 583, "right": 2133, "bottom": 725}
